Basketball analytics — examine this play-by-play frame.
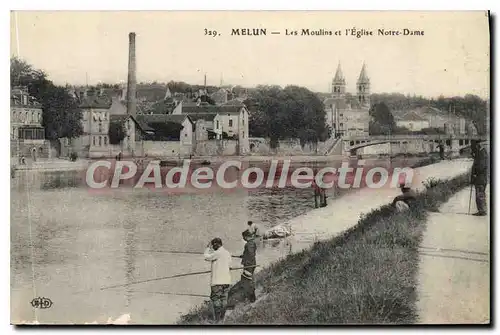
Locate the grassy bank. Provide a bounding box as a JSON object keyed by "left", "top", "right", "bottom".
{"left": 178, "top": 172, "right": 470, "bottom": 325}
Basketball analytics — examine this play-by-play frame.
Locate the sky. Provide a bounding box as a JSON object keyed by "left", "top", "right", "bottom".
{"left": 10, "top": 11, "right": 490, "bottom": 98}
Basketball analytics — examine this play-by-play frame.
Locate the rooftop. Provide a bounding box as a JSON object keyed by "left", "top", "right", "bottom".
{"left": 181, "top": 104, "right": 243, "bottom": 115}
{"left": 135, "top": 114, "right": 192, "bottom": 126}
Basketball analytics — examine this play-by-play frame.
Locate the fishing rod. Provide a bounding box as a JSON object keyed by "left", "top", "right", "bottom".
{"left": 135, "top": 249, "right": 243, "bottom": 258}
{"left": 100, "top": 265, "right": 259, "bottom": 291}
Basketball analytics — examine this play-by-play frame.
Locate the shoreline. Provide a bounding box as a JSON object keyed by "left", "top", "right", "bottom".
{"left": 11, "top": 153, "right": 440, "bottom": 174}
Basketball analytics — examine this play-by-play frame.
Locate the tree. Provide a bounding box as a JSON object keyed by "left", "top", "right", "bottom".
{"left": 246, "top": 85, "right": 328, "bottom": 147}
{"left": 108, "top": 122, "right": 126, "bottom": 145}
{"left": 369, "top": 102, "right": 396, "bottom": 135}
{"left": 11, "top": 57, "right": 83, "bottom": 140}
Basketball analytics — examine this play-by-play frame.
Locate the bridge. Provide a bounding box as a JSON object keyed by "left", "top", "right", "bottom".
{"left": 333, "top": 134, "right": 487, "bottom": 157}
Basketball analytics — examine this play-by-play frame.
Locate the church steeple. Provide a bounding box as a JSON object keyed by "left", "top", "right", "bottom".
{"left": 332, "top": 62, "right": 346, "bottom": 98}
{"left": 356, "top": 62, "right": 370, "bottom": 107}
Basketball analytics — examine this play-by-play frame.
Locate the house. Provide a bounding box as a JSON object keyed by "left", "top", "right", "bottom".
{"left": 61, "top": 90, "right": 144, "bottom": 158}
{"left": 61, "top": 88, "right": 112, "bottom": 158}
{"left": 135, "top": 114, "right": 194, "bottom": 144}
{"left": 324, "top": 63, "right": 371, "bottom": 137}
{"left": 10, "top": 87, "right": 49, "bottom": 159}
{"left": 395, "top": 111, "right": 430, "bottom": 131}
{"left": 109, "top": 114, "right": 145, "bottom": 156}
{"left": 172, "top": 101, "right": 250, "bottom": 154}
{"left": 135, "top": 114, "right": 195, "bottom": 158}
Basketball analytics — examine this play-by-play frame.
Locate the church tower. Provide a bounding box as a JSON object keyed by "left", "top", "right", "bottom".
{"left": 356, "top": 63, "right": 370, "bottom": 107}
{"left": 332, "top": 62, "right": 346, "bottom": 98}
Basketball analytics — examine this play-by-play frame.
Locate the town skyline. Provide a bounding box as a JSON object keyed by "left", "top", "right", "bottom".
{"left": 11, "top": 11, "right": 489, "bottom": 99}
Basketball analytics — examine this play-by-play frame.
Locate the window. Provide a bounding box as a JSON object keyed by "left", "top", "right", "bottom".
{"left": 99, "top": 136, "right": 102, "bottom": 146}
{"left": 185, "top": 133, "right": 187, "bottom": 137}
{"left": 104, "top": 137, "right": 108, "bottom": 145}
{"left": 93, "top": 136, "right": 96, "bottom": 146}
{"left": 98, "top": 122, "right": 102, "bottom": 133}
{"left": 340, "top": 123, "right": 344, "bottom": 127}
{"left": 229, "top": 119, "right": 233, "bottom": 127}
{"left": 216, "top": 120, "right": 219, "bottom": 129}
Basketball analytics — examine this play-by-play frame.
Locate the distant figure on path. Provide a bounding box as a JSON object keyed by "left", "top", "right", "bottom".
{"left": 313, "top": 181, "right": 327, "bottom": 208}
{"left": 392, "top": 183, "right": 417, "bottom": 209}
{"left": 471, "top": 140, "right": 489, "bottom": 216}
{"left": 204, "top": 237, "right": 232, "bottom": 322}
{"left": 438, "top": 142, "right": 445, "bottom": 160}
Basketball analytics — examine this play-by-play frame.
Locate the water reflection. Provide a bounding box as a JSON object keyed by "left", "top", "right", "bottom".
{"left": 10, "top": 157, "right": 426, "bottom": 323}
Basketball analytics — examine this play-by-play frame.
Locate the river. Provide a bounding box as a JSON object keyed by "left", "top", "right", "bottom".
{"left": 10, "top": 156, "right": 424, "bottom": 324}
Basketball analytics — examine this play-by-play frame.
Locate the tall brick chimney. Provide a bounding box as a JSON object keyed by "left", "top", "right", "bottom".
{"left": 126, "top": 32, "right": 137, "bottom": 116}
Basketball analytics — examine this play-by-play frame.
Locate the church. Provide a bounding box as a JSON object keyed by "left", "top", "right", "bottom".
{"left": 324, "top": 63, "right": 371, "bottom": 137}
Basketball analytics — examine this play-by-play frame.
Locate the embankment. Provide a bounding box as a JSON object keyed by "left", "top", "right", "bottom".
{"left": 178, "top": 172, "right": 471, "bottom": 324}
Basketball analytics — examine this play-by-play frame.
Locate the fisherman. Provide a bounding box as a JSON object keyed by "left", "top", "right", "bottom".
{"left": 239, "top": 230, "right": 257, "bottom": 276}
{"left": 227, "top": 230, "right": 257, "bottom": 307}
{"left": 204, "top": 237, "right": 232, "bottom": 322}
{"left": 392, "top": 183, "right": 417, "bottom": 210}
{"left": 313, "top": 181, "right": 327, "bottom": 208}
{"left": 471, "top": 140, "right": 489, "bottom": 216}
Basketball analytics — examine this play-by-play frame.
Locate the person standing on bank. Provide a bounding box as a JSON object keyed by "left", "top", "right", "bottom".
{"left": 438, "top": 142, "right": 445, "bottom": 160}
{"left": 227, "top": 229, "right": 258, "bottom": 307}
{"left": 471, "top": 140, "right": 489, "bottom": 216}
{"left": 204, "top": 238, "right": 232, "bottom": 322}
{"left": 239, "top": 230, "right": 257, "bottom": 276}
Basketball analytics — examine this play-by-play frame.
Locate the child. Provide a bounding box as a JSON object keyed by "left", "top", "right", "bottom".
{"left": 247, "top": 221, "right": 260, "bottom": 239}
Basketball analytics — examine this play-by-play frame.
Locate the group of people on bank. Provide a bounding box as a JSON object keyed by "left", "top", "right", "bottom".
{"left": 203, "top": 221, "right": 260, "bottom": 322}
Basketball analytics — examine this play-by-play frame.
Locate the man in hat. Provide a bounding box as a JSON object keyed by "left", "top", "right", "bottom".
{"left": 471, "top": 140, "right": 489, "bottom": 216}
{"left": 204, "top": 237, "right": 232, "bottom": 322}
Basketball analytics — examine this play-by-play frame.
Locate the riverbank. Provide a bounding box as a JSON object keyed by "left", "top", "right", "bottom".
{"left": 11, "top": 153, "right": 441, "bottom": 173}
{"left": 178, "top": 161, "right": 472, "bottom": 324}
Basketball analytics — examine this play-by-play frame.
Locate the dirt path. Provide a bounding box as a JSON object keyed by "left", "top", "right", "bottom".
{"left": 416, "top": 186, "right": 490, "bottom": 324}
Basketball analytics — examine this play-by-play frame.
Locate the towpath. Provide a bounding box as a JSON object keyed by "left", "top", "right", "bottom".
{"left": 284, "top": 158, "right": 473, "bottom": 254}
{"left": 416, "top": 186, "right": 490, "bottom": 324}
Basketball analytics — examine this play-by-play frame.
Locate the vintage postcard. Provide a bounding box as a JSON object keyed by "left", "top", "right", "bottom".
{"left": 10, "top": 11, "right": 490, "bottom": 325}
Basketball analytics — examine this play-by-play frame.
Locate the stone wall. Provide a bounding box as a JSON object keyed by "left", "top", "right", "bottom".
{"left": 194, "top": 140, "right": 239, "bottom": 156}
{"left": 248, "top": 138, "right": 326, "bottom": 156}
{"left": 11, "top": 140, "right": 52, "bottom": 159}
{"left": 143, "top": 141, "right": 193, "bottom": 158}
